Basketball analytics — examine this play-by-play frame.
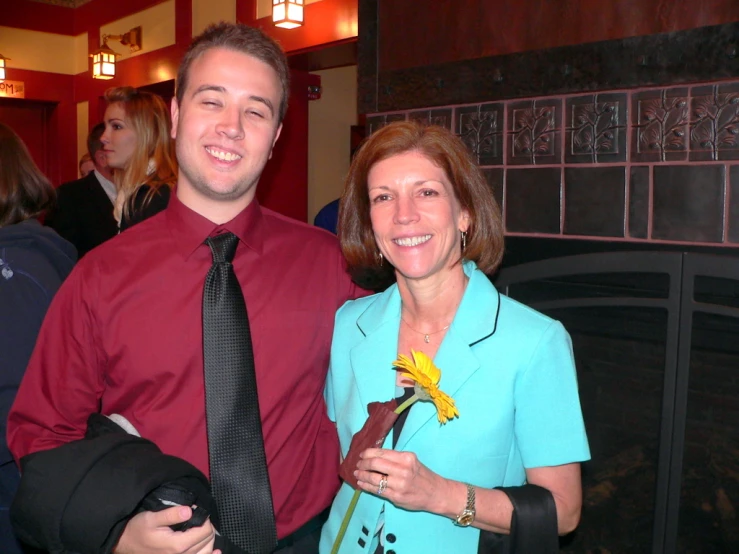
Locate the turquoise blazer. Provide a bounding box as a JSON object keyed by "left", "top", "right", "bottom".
{"left": 320, "top": 262, "right": 590, "bottom": 554}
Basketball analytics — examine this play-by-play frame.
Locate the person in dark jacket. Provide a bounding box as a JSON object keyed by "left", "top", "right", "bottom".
{"left": 0, "top": 122, "right": 77, "bottom": 554}
{"left": 45, "top": 122, "right": 119, "bottom": 258}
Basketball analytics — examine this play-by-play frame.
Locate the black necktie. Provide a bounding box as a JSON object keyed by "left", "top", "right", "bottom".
{"left": 202, "top": 232, "right": 277, "bottom": 554}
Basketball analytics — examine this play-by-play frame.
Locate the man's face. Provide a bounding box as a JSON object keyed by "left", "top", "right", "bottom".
{"left": 79, "top": 159, "right": 95, "bottom": 178}
{"left": 93, "top": 148, "right": 108, "bottom": 172}
{"left": 171, "top": 47, "right": 283, "bottom": 211}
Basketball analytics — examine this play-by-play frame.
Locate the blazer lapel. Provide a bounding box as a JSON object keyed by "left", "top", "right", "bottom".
{"left": 395, "top": 264, "right": 501, "bottom": 451}
{"left": 350, "top": 285, "right": 403, "bottom": 412}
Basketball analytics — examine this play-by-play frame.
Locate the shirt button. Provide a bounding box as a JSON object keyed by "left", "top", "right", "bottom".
{"left": 386, "top": 533, "right": 396, "bottom": 543}
{"left": 387, "top": 550, "right": 396, "bottom": 554}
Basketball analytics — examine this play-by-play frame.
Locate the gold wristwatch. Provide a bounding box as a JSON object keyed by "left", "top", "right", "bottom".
{"left": 454, "top": 483, "right": 476, "bottom": 526}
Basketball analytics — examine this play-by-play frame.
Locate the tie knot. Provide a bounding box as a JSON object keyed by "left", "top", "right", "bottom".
{"left": 205, "top": 232, "right": 239, "bottom": 264}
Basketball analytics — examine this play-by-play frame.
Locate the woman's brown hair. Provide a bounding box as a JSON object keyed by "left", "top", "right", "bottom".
{"left": 339, "top": 120, "right": 504, "bottom": 289}
{"left": 0, "top": 123, "right": 55, "bottom": 227}
{"left": 104, "top": 86, "right": 177, "bottom": 220}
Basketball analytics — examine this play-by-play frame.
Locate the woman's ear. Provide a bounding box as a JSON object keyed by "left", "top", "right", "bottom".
{"left": 459, "top": 209, "right": 471, "bottom": 234}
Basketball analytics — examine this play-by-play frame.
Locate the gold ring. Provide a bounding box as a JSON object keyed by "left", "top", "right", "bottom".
{"left": 377, "top": 475, "right": 388, "bottom": 495}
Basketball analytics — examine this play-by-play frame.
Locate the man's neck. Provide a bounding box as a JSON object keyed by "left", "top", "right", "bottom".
{"left": 176, "top": 186, "right": 255, "bottom": 225}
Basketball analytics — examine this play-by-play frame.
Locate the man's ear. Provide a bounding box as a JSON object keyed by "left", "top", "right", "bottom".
{"left": 170, "top": 98, "right": 179, "bottom": 140}
{"left": 268, "top": 123, "right": 283, "bottom": 160}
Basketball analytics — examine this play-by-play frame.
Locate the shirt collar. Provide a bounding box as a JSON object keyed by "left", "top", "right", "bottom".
{"left": 93, "top": 169, "right": 117, "bottom": 204}
{"left": 165, "top": 190, "right": 265, "bottom": 260}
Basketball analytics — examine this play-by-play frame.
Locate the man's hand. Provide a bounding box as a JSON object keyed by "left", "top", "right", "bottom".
{"left": 114, "top": 506, "right": 216, "bottom": 554}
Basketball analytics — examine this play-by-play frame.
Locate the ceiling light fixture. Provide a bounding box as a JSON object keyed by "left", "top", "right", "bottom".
{"left": 273, "top": 0, "right": 304, "bottom": 29}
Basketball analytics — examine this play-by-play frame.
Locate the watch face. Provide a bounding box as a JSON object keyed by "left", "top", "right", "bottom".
{"left": 457, "top": 512, "right": 475, "bottom": 526}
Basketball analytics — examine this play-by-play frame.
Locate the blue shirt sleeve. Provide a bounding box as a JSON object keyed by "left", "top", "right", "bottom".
{"left": 514, "top": 320, "right": 591, "bottom": 468}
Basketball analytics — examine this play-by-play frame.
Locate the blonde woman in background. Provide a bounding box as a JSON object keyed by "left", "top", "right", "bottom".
{"left": 101, "top": 86, "right": 177, "bottom": 231}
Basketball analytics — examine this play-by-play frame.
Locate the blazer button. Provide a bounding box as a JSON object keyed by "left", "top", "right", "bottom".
{"left": 386, "top": 533, "right": 397, "bottom": 543}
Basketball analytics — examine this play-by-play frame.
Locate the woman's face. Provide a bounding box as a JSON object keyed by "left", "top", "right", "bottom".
{"left": 101, "top": 103, "right": 137, "bottom": 169}
{"left": 368, "top": 150, "right": 469, "bottom": 284}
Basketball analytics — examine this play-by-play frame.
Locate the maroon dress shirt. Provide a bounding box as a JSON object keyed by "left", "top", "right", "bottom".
{"left": 8, "top": 193, "right": 364, "bottom": 538}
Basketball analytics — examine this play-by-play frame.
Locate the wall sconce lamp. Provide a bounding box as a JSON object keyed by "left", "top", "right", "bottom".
{"left": 273, "top": 0, "right": 304, "bottom": 29}
{"left": 90, "top": 26, "right": 143, "bottom": 80}
{"left": 0, "top": 54, "right": 9, "bottom": 81}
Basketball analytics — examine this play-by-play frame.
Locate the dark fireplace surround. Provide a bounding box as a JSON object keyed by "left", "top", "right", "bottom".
{"left": 359, "top": 19, "right": 739, "bottom": 554}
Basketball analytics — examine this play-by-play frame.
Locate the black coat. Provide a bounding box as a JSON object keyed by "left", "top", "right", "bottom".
{"left": 10, "top": 415, "right": 246, "bottom": 554}
{"left": 45, "top": 173, "right": 118, "bottom": 258}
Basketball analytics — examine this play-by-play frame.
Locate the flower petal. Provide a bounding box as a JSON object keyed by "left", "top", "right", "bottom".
{"left": 393, "top": 350, "right": 459, "bottom": 424}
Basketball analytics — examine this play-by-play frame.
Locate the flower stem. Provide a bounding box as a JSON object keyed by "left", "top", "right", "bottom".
{"left": 330, "top": 488, "right": 361, "bottom": 554}
{"left": 394, "top": 393, "right": 419, "bottom": 414}
{"left": 330, "top": 395, "right": 419, "bottom": 553}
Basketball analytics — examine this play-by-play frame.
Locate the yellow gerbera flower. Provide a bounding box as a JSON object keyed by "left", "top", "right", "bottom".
{"left": 393, "top": 350, "right": 459, "bottom": 424}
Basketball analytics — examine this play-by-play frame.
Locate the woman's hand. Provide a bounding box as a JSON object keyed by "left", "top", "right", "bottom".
{"left": 354, "top": 447, "right": 451, "bottom": 514}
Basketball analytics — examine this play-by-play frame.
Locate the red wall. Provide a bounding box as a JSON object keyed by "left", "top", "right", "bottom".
{"left": 378, "top": 0, "right": 739, "bottom": 71}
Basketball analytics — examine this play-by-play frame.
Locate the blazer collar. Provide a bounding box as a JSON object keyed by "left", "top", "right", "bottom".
{"left": 350, "top": 261, "right": 501, "bottom": 450}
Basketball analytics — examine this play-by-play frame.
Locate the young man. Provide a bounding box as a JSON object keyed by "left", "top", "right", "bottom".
{"left": 9, "top": 23, "right": 362, "bottom": 554}
{"left": 45, "top": 122, "right": 119, "bottom": 258}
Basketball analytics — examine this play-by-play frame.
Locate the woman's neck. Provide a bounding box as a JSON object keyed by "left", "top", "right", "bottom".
{"left": 396, "top": 264, "right": 469, "bottom": 331}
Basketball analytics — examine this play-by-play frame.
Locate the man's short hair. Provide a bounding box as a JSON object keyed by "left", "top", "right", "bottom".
{"left": 176, "top": 22, "right": 290, "bottom": 123}
{"left": 87, "top": 122, "right": 106, "bottom": 159}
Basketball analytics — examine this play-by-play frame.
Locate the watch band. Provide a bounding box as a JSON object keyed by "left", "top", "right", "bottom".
{"left": 454, "top": 483, "right": 476, "bottom": 526}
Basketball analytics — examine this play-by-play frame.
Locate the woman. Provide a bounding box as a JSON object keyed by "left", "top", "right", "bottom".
{"left": 100, "top": 86, "right": 177, "bottom": 231}
{"left": 320, "top": 121, "right": 590, "bottom": 553}
{"left": 0, "top": 123, "right": 76, "bottom": 554}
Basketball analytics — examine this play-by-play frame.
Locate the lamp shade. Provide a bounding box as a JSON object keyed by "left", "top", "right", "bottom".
{"left": 0, "top": 55, "right": 8, "bottom": 81}
{"left": 273, "top": 0, "right": 304, "bottom": 29}
{"left": 91, "top": 43, "right": 117, "bottom": 80}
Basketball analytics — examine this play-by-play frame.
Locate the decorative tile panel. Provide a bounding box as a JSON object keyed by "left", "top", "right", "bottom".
{"left": 730, "top": 166, "right": 739, "bottom": 243}
{"left": 482, "top": 168, "right": 504, "bottom": 210}
{"left": 689, "top": 83, "right": 739, "bottom": 162}
{"left": 366, "top": 113, "right": 406, "bottom": 135}
{"left": 368, "top": 78, "right": 739, "bottom": 245}
{"left": 505, "top": 168, "right": 561, "bottom": 233}
{"left": 456, "top": 103, "right": 504, "bottom": 166}
{"left": 632, "top": 88, "right": 689, "bottom": 162}
{"left": 408, "top": 108, "right": 452, "bottom": 129}
{"left": 507, "top": 99, "right": 562, "bottom": 165}
{"left": 565, "top": 93, "right": 627, "bottom": 163}
{"left": 564, "top": 167, "right": 626, "bottom": 237}
{"left": 652, "top": 165, "right": 725, "bottom": 242}
{"left": 629, "top": 167, "right": 650, "bottom": 239}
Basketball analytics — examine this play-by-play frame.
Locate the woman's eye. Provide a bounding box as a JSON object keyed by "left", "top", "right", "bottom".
{"left": 372, "top": 194, "right": 390, "bottom": 203}
{"left": 421, "top": 189, "right": 438, "bottom": 197}
{"left": 248, "top": 110, "right": 264, "bottom": 118}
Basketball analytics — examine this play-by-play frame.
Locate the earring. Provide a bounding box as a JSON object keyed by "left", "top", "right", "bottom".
{"left": 376, "top": 251, "right": 384, "bottom": 266}
{"left": 461, "top": 231, "right": 467, "bottom": 253}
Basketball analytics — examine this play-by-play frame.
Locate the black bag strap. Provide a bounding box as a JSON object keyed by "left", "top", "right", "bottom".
{"left": 477, "top": 484, "right": 559, "bottom": 554}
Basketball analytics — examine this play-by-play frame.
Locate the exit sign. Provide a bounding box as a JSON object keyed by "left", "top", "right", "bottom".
{"left": 0, "top": 80, "right": 25, "bottom": 99}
